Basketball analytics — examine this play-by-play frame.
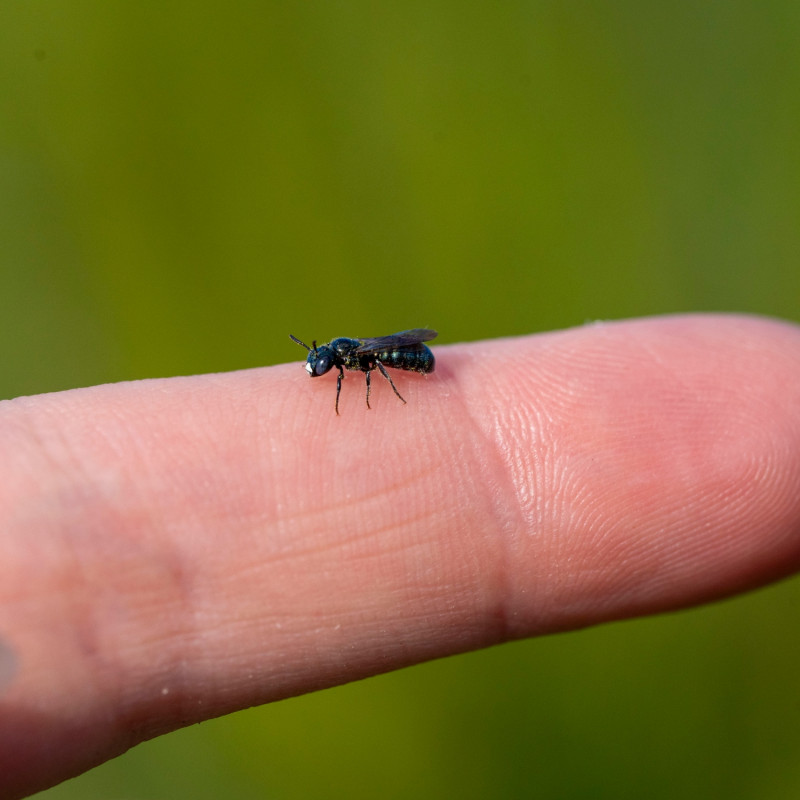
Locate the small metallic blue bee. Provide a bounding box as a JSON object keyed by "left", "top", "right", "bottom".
{"left": 289, "top": 329, "right": 437, "bottom": 414}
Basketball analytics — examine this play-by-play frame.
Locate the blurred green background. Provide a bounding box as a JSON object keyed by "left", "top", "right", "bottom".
{"left": 2, "top": 2, "right": 800, "bottom": 798}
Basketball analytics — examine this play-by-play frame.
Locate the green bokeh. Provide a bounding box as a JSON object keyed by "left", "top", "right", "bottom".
{"left": 2, "top": 2, "right": 799, "bottom": 798}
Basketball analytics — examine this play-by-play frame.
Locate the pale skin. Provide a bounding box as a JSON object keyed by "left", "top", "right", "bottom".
{"left": 2, "top": 314, "right": 800, "bottom": 799}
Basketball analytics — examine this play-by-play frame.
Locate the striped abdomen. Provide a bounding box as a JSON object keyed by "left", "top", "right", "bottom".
{"left": 375, "top": 345, "right": 435, "bottom": 374}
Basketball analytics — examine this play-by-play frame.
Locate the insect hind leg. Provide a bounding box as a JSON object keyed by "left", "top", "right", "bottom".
{"left": 376, "top": 361, "right": 407, "bottom": 405}
{"left": 335, "top": 366, "right": 344, "bottom": 415}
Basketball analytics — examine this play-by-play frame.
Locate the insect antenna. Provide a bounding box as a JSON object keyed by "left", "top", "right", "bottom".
{"left": 289, "top": 334, "right": 312, "bottom": 351}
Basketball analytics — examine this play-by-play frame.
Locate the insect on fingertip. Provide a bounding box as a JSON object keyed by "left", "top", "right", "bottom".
{"left": 289, "top": 328, "right": 437, "bottom": 413}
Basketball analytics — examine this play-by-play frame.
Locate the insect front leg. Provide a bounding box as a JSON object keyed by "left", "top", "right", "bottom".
{"left": 376, "top": 361, "right": 407, "bottom": 405}
{"left": 365, "top": 368, "right": 372, "bottom": 409}
{"left": 335, "top": 366, "right": 344, "bottom": 415}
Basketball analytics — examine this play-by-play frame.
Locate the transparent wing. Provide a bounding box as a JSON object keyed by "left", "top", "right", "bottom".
{"left": 354, "top": 328, "right": 437, "bottom": 354}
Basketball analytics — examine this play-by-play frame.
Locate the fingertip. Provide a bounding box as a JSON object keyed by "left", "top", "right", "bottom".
{"left": 461, "top": 314, "right": 800, "bottom": 631}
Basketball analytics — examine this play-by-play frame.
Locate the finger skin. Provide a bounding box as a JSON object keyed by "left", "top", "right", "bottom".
{"left": 0, "top": 314, "right": 799, "bottom": 797}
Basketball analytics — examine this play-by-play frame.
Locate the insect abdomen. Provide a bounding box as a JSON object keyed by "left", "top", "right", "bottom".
{"left": 377, "top": 346, "right": 435, "bottom": 374}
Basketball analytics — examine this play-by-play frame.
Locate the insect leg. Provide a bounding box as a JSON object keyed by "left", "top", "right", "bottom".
{"left": 335, "top": 366, "right": 344, "bottom": 415}
{"left": 365, "top": 368, "right": 372, "bottom": 409}
{"left": 376, "top": 361, "right": 407, "bottom": 405}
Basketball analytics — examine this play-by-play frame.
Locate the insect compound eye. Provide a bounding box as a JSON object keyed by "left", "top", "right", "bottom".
{"left": 311, "top": 353, "right": 333, "bottom": 376}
